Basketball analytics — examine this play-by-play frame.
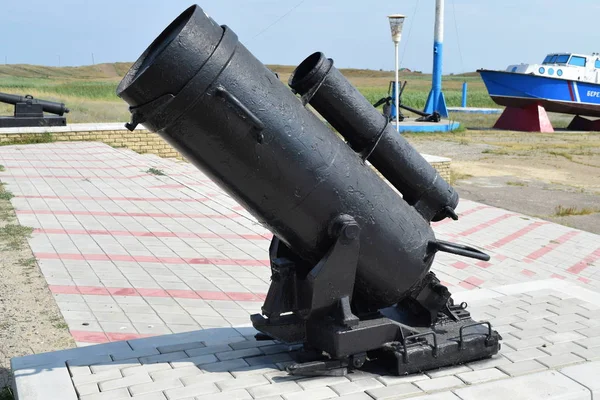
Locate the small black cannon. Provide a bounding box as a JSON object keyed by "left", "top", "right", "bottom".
{"left": 0, "top": 92, "right": 69, "bottom": 128}
{"left": 118, "top": 5, "right": 501, "bottom": 376}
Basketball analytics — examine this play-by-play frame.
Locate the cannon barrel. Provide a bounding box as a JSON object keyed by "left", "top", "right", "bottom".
{"left": 289, "top": 53, "right": 458, "bottom": 222}
{"left": 0, "top": 92, "right": 70, "bottom": 116}
{"left": 117, "top": 5, "right": 445, "bottom": 309}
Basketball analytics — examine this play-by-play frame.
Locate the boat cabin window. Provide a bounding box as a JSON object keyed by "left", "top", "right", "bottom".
{"left": 595, "top": 59, "right": 600, "bottom": 68}
{"left": 556, "top": 55, "right": 570, "bottom": 64}
{"left": 543, "top": 55, "right": 554, "bottom": 64}
{"left": 569, "top": 56, "right": 586, "bottom": 67}
{"left": 550, "top": 55, "right": 559, "bottom": 63}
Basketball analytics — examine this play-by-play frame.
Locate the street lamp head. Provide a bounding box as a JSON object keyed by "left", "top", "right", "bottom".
{"left": 388, "top": 14, "right": 406, "bottom": 43}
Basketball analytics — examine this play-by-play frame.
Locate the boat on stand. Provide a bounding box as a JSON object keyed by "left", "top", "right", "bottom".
{"left": 479, "top": 53, "right": 600, "bottom": 132}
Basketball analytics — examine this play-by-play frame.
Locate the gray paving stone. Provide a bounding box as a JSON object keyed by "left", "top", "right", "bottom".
{"left": 456, "top": 368, "right": 508, "bottom": 384}
{"left": 414, "top": 376, "right": 464, "bottom": 392}
{"left": 561, "top": 361, "right": 600, "bottom": 398}
{"left": 127, "top": 393, "right": 166, "bottom": 400}
{"left": 149, "top": 365, "right": 202, "bottom": 381}
{"left": 466, "top": 355, "right": 512, "bottom": 370}
{"left": 330, "top": 377, "right": 384, "bottom": 396}
{"left": 454, "top": 370, "right": 590, "bottom": 400}
{"left": 215, "top": 347, "right": 263, "bottom": 361}
{"left": 185, "top": 344, "right": 232, "bottom": 357}
{"left": 157, "top": 341, "right": 206, "bottom": 354}
{"left": 282, "top": 386, "right": 339, "bottom": 400}
{"left": 297, "top": 376, "right": 349, "bottom": 390}
{"left": 366, "top": 383, "right": 423, "bottom": 399}
{"left": 245, "top": 353, "right": 293, "bottom": 367}
{"left": 171, "top": 354, "right": 217, "bottom": 368}
{"left": 69, "top": 365, "right": 92, "bottom": 377}
{"left": 130, "top": 378, "right": 184, "bottom": 396}
{"left": 337, "top": 393, "right": 373, "bottom": 400}
{"left": 407, "top": 393, "right": 461, "bottom": 400}
{"left": 426, "top": 365, "right": 471, "bottom": 378}
{"left": 111, "top": 347, "right": 161, "bottom": 362}
{"left": 216, "top": 375, "right": 271, "bottom": 391}
{"left": 536, "top": 353, "right": 586, "bottom": 368}
{"left": 247, "top": 381, "right": 302, "bottom": 398}
{"left": 263, "top": 370, "right": 306, "bottom": 384}
{"left": 510, "top": 327, "right": 556, "bottom": 340}
{"left": 200, "top": 358, "right": 249, "bottom": 373}
{"left": 503, "top": 336, "right": 549, "bottom": 351}
{"left": 139, "top": 351, "right": 188, "bottom": 364}
{"left": 80, "top": 388, "right": 130, "bottom": 400}
{"left": 576, "top": 336, "right": 600, "bottom": 349}
{"left": 75, "top": 383, "right": 100, "bottom": 396}
{"left": 539, "top": 342, "right": 587, "bottom": 356}
{"left": 67, "top": 354, "right": 113, "bottom": 368}
{"left": 98, "top": 372, "right": 152, "bottom": 391}
{"left": 503, "top": 348, "right": 550, "bottom": 363}
{"left": 230, "top": 363, "right": 280, "bottom": 378}
{"left": 196, "top": 389, "right": 253, "bottom": 400}
{"left": 376, "top": 373, "right": 430, "bottom": 387}
{"left": 72, "top": 369, "right": 122, "bottom": 386}
{"left": 573, "top": 346, "right": 600, "bottom": 361}
{"left": 180, "top": 372, "right": 233, "bottom": 386}
{"left": 121, "top": 363, "right": 172, "bottom": 377}
{"left": 90, "top": 359, "right": 140, "bottom": 374}
{"left": 543, "top": 332, "right": 587, "bottom": 344}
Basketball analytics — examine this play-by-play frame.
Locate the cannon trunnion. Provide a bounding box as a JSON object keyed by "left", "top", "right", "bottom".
{"left": 117, "top": 5, "right": 501, "bottom": 376}
{"left": 0, "top": 92, "right": 69, "bottom": 128}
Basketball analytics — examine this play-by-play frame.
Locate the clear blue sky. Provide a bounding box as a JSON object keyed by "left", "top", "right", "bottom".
{"left": 2, "top": 0, "right": 599, "bottom": 73}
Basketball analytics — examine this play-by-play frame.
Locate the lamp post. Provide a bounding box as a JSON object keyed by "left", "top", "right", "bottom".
{"left": 388, "top": 14, "right": 405, "bottom": 132}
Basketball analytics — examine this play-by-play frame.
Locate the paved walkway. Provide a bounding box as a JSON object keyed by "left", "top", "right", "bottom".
{"left": 3, "top": 142, "right": 600, "bottom": 399}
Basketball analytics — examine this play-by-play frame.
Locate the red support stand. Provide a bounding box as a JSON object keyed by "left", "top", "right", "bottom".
{"left": 567, "top": 115, "right": 600, "bottom": 131}
{"left": 494, "top": 103, "right": 554, "bottom": 133}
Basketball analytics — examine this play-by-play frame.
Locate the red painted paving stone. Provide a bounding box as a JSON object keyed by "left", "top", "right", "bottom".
{"left": 489, "top": 221, "right": 547, "bottom": 248}
{"left": 567, "top": 247, "right": 600, "bottom": 275}
{"left": 2, "top": 142, "right": 600, "bottom": 347}
{"left": 35, "top": 252, "right": 270, "bottom": 267}
{"left": 521, "top": 269, "right": 537, "bottom": 277}
{"left": 452, "top": 261, "right": 469, "bottom": 270}
{"left": 48, "top": 285, "right": 266, "bottom": 302}
{"left": 525, "top": 230, "right": 581, "bottom": 261}
{"left": 18, "top": 209, "right": 241, "bottom": 219}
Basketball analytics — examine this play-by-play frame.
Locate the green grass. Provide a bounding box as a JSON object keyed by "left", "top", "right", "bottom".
{"left": 507, "top": 181, "right": 526, "bottom": 187}
{"left": 0, "top": 62, "right": 500, "bottom": 123}
{"left": 0, "top": 132, "right": 54, "bottom": 146}
{"left": 449, "top": 170, "right": 473, "bottom": 185}
{"left": 0, "top": 224, "right": 34, "bottom": 250}
{"left": 0, "top": 183, "right": 13, "bottom": 201}
{"left": 359, "top": 86, "right": 496, "bottom": 110}
{"left": 146, "top": 167, "right": 166, "bottom": 176}
{"left": 18, "top": 257, "right": 37, "bottom": 268}
{"left": 554, "top": 205, "right": 600, "bottom": 217}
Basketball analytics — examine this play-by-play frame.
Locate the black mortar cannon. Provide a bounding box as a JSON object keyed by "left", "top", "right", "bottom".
{"left": 0, "top": 92, "right": 69, "bottom": 128}
{"left": 117, "top": 5, "right": 501, "bottom": 376}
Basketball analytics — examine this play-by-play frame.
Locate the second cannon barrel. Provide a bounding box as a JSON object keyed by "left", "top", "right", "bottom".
{"left": 289, "top": 52, "right": 459, "bottom": 222}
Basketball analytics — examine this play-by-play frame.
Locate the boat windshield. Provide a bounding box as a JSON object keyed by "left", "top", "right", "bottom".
{"left": 543, "top": 54, "right": 570, "bottom": 64}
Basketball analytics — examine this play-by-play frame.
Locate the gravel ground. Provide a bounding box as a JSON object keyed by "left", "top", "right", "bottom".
{"left": 406, "top": 128, "right": 600, "bottom": 234}
{"left": 0, "top": 179, "right": 74, "bottom": 394}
